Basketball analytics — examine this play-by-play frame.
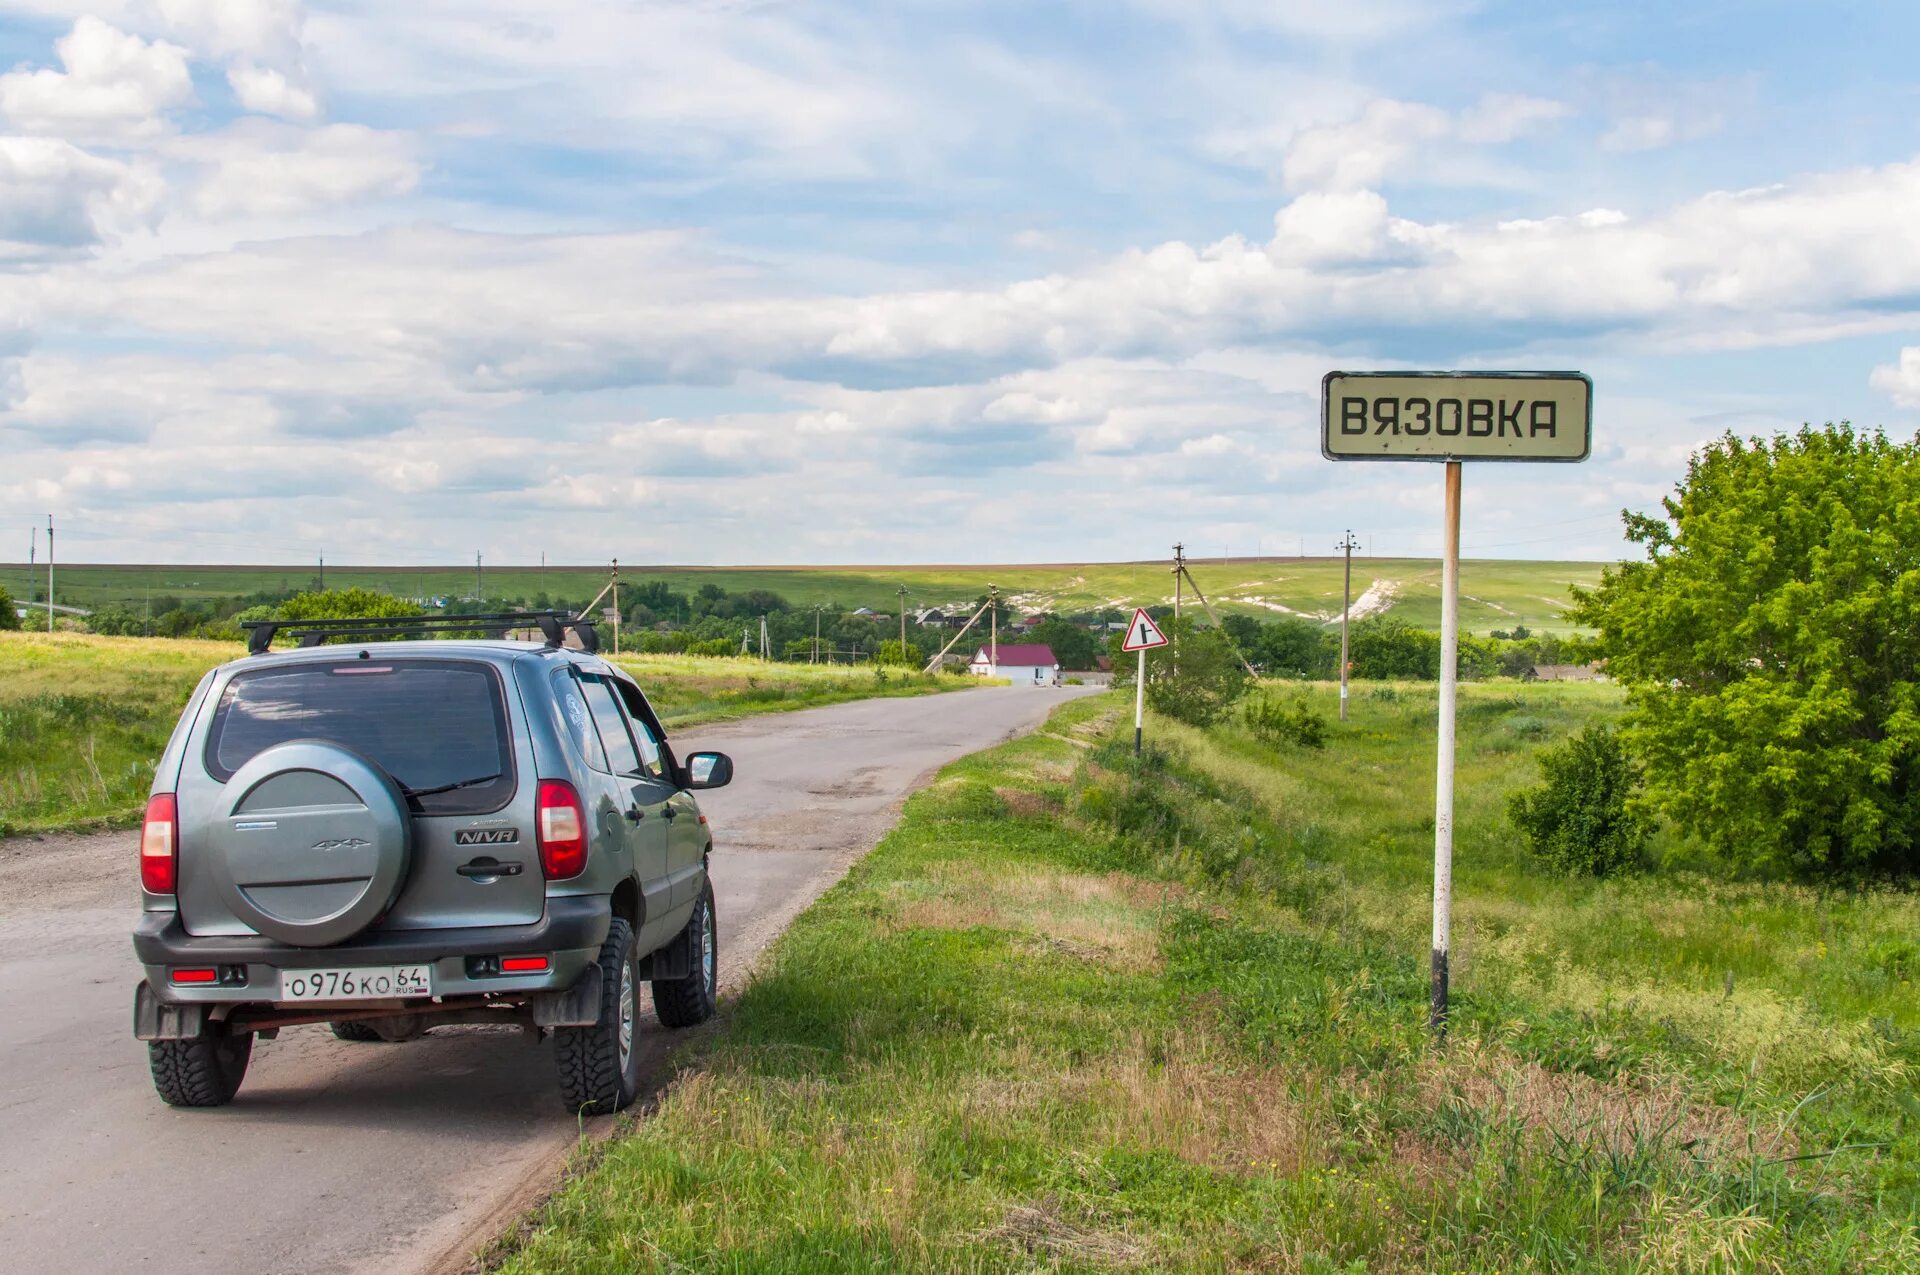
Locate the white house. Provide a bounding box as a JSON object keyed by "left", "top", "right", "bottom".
{"left": 968, "top": 643, "right": 1061, "bottom": 686}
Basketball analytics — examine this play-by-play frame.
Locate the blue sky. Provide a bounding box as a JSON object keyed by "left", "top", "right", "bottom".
{"left": 1, "top": 1, "right": 1918, "bottom": 569}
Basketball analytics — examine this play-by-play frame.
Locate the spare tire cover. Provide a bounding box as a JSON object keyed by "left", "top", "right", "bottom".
{"left": 210, "top": 741, "right": 412, "bottom": 947}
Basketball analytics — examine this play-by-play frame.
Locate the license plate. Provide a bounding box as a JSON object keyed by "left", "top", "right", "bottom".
{"left": 281, "top": 965, "right": 432, "bottom": 1002}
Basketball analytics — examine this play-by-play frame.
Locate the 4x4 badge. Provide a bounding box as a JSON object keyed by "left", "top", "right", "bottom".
{"left": 312, "top": 837, "right": 371, "bottom": 852}
{"left": 455, "top": 828, "right": 520, "bottom": 846}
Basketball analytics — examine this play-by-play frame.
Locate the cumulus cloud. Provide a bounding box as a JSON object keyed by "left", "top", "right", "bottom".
{"left": 1871, "top": 347, "right": 1920, "bottom": 408}
{"left": 23, "top": 150, "right": 1920, "bottom": 395}
{"left": 0, "top": 135, "right": 162, "bottom": 257}
{"left": 0, "top": 17, "right": 192, "bottom": 141}
{"left": 226, "top": 62, "right": 320, "bottom": 120}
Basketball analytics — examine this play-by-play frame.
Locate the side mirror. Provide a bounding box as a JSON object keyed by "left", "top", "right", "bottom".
{"left": 685, "top": 751, "right": 733, "bottom": 790}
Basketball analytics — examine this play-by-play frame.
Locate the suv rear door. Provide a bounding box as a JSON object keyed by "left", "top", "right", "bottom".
{"left": 178, "top": 655, "right": 548, "bottom": 936}
{"left": 614, "top": 678, "right": 705, "bottom": 909}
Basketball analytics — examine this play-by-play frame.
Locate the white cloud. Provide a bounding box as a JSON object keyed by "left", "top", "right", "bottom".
{"left": 1871, "top": 347, "right": 1920, "bottom": 408}
{"left": 0, "top": 135, "right": 162, "bottom": 257}
{"left": 0, "top": 17, "right": 192, "bottom": 141}
{"left": 156, "top": 0, "right": 306, "bottom": 64}
{"left": 227, "top": 61, "right": 320, "bottom": 120}
{"left": 1214, "top": 92, "right": 1567, "bottom": 192}
{"left": 22, "top": 150, "right": 1920, "bottom": 400}
{"left": 171, "top": 121, "right": 417, "bottom": 217}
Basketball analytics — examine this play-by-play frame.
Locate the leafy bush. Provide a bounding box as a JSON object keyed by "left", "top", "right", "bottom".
{"left": 277, "top": 587, "right": 422, "bottom": 622}
{"left": 1573, "top": 424, "right": 1920, "bottom": 879}
{"left": 1243, "top": 693, "right": 1328, "bottom": 750}
{"left": 1112, "top": 616, "right": 1250, "bottom": 726}
{"left": 0, "top": 585, "right": 18, "bottom": 632}
{"left": 1507, "top": 724, "right": 1650, "bottom": 877}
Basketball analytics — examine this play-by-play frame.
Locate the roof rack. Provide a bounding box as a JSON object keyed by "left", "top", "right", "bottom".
{"left": 241, "top": 610, "right": 600, "bottom": 656}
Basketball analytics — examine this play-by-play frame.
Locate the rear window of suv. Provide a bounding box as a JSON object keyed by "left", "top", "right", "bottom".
{"left": 204, "top": 659, "right": 515, "bottom": 815}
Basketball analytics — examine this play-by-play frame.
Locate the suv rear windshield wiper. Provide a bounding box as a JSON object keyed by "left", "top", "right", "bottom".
{"left": 401, "top": 773, "right": 503, "bottom": 798}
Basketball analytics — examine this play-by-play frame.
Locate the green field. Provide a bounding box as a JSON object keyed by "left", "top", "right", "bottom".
{"left": 0, "top": 633, "right": 972, "bottom": 838}
{"left": 492, "top": 688, "right": 1919, "bottom": 1273}
{"left": 2, "top": 556, "right": 1604, "bottom": 635}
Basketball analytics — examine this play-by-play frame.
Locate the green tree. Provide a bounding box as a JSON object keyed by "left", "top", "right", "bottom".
{"left": 1507, "top": 724, "right": 1650, "bottom": 876}
{"left": 1027, "top": 618, "right": 1096, "bottom": 670}
{"left": 875, "top": 638, "right": 924, "bottom": 667}
{"left": 1572, "top": 424, "right": 1920, "bottom": 879}
{"left": 1112, "top": 617, "right": 1250, "bottom": 726}
{"left": 0, "top": 585, "right": 19, "bottom": 631}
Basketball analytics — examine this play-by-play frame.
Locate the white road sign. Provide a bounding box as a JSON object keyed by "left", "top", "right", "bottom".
{"left": 1322, "top": 371, "right": 1591, "bottom": 462}
{"left": 1121, "top": 607, "right": 1168, "bottom": 651}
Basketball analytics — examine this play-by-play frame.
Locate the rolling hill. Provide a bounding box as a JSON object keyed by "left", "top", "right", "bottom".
{"left": 1, "top": 557, "right": 1608, "bottom": 635}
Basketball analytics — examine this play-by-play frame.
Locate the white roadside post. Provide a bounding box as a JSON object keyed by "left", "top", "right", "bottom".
{"left": 1121, "top": 607, "right": 1169, "bottom": 757}
{"left": 1321, "top": 370, "right": 1591, "bottom": 1039}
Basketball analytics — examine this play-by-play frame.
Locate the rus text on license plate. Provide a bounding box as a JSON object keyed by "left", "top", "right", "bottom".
{"left": 281, "top": 965, "right": 432, "bottom": 1001}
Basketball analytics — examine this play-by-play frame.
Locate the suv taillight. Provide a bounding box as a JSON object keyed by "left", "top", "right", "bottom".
{"left": 535, "top": 780, "right": 587, "bottom": 879}
{"left": 141, "top": 793, "right": 177, "bottom": 894}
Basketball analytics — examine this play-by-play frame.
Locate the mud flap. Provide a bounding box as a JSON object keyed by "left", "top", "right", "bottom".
{"left": 637, "top": 926, "right": 693, "bottom": 981}
{"left": 134, "top": 981, "right": 209, "bottom": 1041}
{"left": 530, "top": 963, "right": 603, "bottom": 1028}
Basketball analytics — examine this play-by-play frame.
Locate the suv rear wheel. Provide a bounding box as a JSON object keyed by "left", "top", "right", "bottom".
{"left": 329, "top": 1021, "right": 382, "bottom": 1042}
{"left": 554, "top": 916, "right": 642, "bottom": 1115}
{"left": 149, "top": 1028, "right": 253, "bottom": 1108}
{"left": 653, "top": 881, "right": 718, "bottom": 1028}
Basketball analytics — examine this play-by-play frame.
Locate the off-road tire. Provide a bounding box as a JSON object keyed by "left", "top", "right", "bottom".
{"left": 554, "top": 916, "right": 641, "bottom": 1115}
{"left": 329, "top": 1021, "right": 382, "bottom": 1042}
{"left": 148, "top": 1030, "right": 253, "bottom": 1108}
{"left": 653, "top": 882, "right": 718, "bottom": 1029}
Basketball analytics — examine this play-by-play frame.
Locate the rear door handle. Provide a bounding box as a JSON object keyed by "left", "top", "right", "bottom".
{"left": 660, "top": 804, "right": 677, "bottom": 821}
{"left": 457, "top": 858, "right": 523, "bottom": 878}
{"left": 625, "top": 806, "right": 645, "bottom": 822}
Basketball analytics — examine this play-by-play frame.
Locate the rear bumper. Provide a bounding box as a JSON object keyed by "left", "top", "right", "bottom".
{"left": 133, "top": 896, "right": 609, "bottom": 1005}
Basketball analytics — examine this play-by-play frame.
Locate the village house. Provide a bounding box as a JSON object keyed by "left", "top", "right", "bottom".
{"left": 967, "top": 643, "right": 1061, "bottom": 686}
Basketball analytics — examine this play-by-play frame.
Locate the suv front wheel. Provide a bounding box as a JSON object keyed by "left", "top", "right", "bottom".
{"left": 554, "top": 916, "right": 642, "bottom": 1115}
{"left": 653, "top": 881, "right": 718, "bottom": 1029}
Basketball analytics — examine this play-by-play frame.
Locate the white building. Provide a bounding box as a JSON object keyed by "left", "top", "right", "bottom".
{"left": 967, "top": 643, "right": 1061, "bottom": 686}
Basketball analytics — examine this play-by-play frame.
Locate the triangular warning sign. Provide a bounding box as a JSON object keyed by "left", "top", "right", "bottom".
{"left": 1121, "top": 607, "right": 1169, "bottom": 651}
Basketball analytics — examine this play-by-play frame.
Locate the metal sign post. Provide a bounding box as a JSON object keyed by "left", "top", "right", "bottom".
{"left": 1120, "top": 607, "right": 1169, "bottom": 756}
{"left": 1322, "top": 370, "right": 1591, "bottom": 1039}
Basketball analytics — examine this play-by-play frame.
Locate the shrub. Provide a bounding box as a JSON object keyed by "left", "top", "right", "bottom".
{"left": 0, "top": 585, "right": 18, "bottom": 632}
{"left": 1243, "top": 693, "right": 1328, "bottom": 750}
{"left": 1507, "top": 724, "right": 1651, "bottom": 877}
{"left": 1112, "top": 617, "right": 1251, "bottom": 726}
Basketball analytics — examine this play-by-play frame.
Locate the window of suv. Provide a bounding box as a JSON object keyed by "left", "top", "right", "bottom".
{"left": 204, "top": 659, "right": 514, "bottom": 815}
{"left": 577, "top": 674, "right": 645, "bottom": 777}
{"left": 613, "top": 679, "right": 668, "bottom": 778}
{"left": 551, "top": 667, "right": 610, "bottom": 772}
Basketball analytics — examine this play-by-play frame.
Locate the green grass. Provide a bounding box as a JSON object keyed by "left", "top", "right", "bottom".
{"left": 490, "top": 686, "right": 1920, "bottom": 1273}
{"left": 0, "top": 634, "right": 971, "bottom": 837}
{"left": 4, "top": 556, "right": 1605, "bottom": 634}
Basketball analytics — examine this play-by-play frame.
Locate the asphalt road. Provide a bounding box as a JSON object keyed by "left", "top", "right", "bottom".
{"left": 0, "top": 683, "right": 1100, "bottom": 1275}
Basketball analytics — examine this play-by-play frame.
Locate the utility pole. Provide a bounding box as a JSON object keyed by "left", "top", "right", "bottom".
{"left": 812, "top": 606, "right": 822, "bottom": 664}
{"left": 1337, "top": 529, "right": 1358, "bottom": 721}
{"left": 319, "top": 553, "right": 325, "bottom": 591}
{"left": 897, "top": 585, "right": 908, "bottom": 659}
{"left": 27, "top": 526, "right": 35, "bottom": 605}
{"left": 46, "top": 514, "right": 54, "bottom": 633}
{"left": 611, "top": 558, "right": 620, "bottom": 656}
{"left": 475, "top": 551, "right": 483, "bottom": 603}
{"left": 1171, "top": 543, "right": 1184, "bottom": 620}
{"left": 989, "top": 584, "right": 998, "bottom": 670}
{"left": 760, "top": 614, "right": 770, "bottom": 660}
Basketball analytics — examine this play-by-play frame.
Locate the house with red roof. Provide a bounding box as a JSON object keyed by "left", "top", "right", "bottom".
{"left": 968, "top": 643, "right": 1061, "bottom": 686}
